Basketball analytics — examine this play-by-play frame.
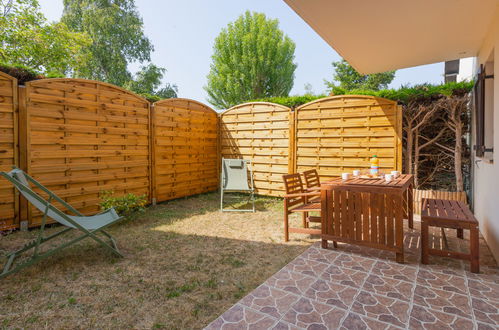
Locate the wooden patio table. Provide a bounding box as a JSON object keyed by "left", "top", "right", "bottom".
{"left": 319, "top": 174, "right": 414, "bottom": 263}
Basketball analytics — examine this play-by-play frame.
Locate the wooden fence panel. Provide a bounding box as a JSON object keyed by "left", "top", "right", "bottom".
{"left": 0, "top": 72, "right": 18, "bottom": 230}
{"left": 24, "top": 79, "right": 151, "bottom": 226}
{"left": 295, "top": 95, "right": 402, "bottom": 181}
{"left": 220, "top": 102, "right": 291, "bottom": 196}
{"left": 152, "top": 98, "right": 218, "bottom": 202}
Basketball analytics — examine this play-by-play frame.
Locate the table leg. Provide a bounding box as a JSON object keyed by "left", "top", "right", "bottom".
{"left": 470, "top": 225, "right": 480, "bottom": 273}
{"left": 396, "top": 195, "right": 404, "bottom": 263}
{"left": 421, "top": 219, "right": 429, "bottom": 264}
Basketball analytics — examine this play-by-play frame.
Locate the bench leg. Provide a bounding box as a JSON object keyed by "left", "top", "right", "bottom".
{"left": 421, "top": 219, "right": 429, "bottom": 264}
{"left": 321, "top": 239, "right": 328, "bottom": 249}
{"left": 457, "top": 228, "right": 464, "bottom": 239}
{"left": 470, "top": 225, "right": 480, "bottom": 273}
{"left": 303, "top": 212, "right": 308, "bottom": 228}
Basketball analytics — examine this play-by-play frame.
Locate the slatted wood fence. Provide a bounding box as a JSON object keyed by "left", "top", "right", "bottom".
{"left": 22, "top": 79, "right": 151, "bottom": 226}
{"left": 294, "top": 95, "right": 402, "bottom": 181}
{"left": 152, "top": 98, "right": 218, "bottom": 202}
{"left": 220, "top": 102, "right": 292, "bottom": 196}
{"left": 0, "top": 71, "right": 429, "bottom": 229}
{"left": 0, "top": 72, "right": 18, "bottom": 230}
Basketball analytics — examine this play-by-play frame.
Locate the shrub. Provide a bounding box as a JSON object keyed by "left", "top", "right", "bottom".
{"left": 251, "top": 94, "right": 326, "bottom": 108}
{"left": 99, "top": 191, "right": 147, "bottom": 217}
{"left": 249, "top": 81, "right": 474, "bottom": 108}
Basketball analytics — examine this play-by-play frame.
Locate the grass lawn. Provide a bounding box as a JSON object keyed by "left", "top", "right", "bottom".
{"left": 0, "top": 192, "right": 316, "bottom": 329}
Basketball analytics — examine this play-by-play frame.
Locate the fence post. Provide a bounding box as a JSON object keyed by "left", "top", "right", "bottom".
{"left": 288, "top": 108, "right": 296, "bottom": 174}
{"left": 17, "top": 86, "right": 29, "bottom": 230}
{"left": 149, "top": 102, "right": 156, "bottom": 205}
{"left": 396, "top": 104, "right": 403, "bottom": 171}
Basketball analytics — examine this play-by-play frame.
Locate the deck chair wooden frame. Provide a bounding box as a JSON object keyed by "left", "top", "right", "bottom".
{"left": 302, "top": 169, "right": 321, "bottom": 202}
{"left": 282, "top": 173, "right": 321, "bottom": 241}
{"left": 0, "top": 167, "right": 123, "bottom": 279}
{"left": 220, "top": 158, "right": 255, "bottom": 212}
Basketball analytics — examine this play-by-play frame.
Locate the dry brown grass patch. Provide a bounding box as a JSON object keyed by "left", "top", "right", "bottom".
{"left": 0, "top": 192, "right": 317, "bottom": 329}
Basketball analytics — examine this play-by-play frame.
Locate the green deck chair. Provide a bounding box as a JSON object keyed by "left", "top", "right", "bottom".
{"left": 220, "top": 158, "right": 255, "bottom": 212}
{"left": 0, "top": 167, "right": 123, "bottom": 279}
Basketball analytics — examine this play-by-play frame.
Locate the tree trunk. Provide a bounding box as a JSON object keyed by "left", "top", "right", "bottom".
{"left": 454, "top": 123, "right": 464, "bottom": 192}
{"left": 405, "top": 125, "right": 413, "bottom": 174}
{"left": 413, "top": 128, "right": 419, "bottom": 188}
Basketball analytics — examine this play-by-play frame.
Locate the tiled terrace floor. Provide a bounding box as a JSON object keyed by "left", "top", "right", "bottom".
{"left": 206, "top": 221, "right": 499, "bottom": 329}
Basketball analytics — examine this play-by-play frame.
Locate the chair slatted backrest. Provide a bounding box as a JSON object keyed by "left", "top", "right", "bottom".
{"left": 283, "top": 173, "right": 306, "bottom": 209}
{"left": 303, "top": 169, "right": 320, "bottom": 190}
{"left": 321, "top": 184, "right": 402, "bottom": 248}
{"left": 222, "top": 158, "right": 252, "bottom": 191}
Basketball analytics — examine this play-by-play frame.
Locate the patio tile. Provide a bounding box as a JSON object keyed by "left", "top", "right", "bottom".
{"left": 362, "top": 274, "right": 414, "bottom": 302}
{"left": 286, "top": 257, "right": 328, "bottom": 278}
{"left": 471, "top": 297, "right": 499, "bottom": 325}
{"left": 320, "top": 265, "right": 369, "bottom": 289}
{"left": 265, "top": 269, "right": 316, "bottom": 296}
{"left": 416, "top": 269, "right": 468, "bottom": 295}
{"left": 419, "top": 257, "right": 465, "bottom": 277}
{"left": 301, "top": 246, "right": 341, "bottom": 264}
{"left": 332, "top": 254, "right": 376, "bottom": 273}
{"left": 270, "top": 321, "right": 301, "bottom": 330}
{"left": 413, "top": 285, "right": 472, "bottom": 319}
{"left": 281, "top": 296, "right": 347, "bottom": 329}
{"left": 239, "top": 284, "right": 300, "bottom": 319}
{"left": 303, "top": 278, "right": 359, "bottom": 310}
{"left": 371, "top": 260, "right": 417, "bottom": 283}
{"left": 408, "top": 304, "right": 474, "bottom": 330}
{"left": 205, "top": 304, "right": 277, "bottom": 330}
{"left": 465, "top": 265, "right": 499, "bottom": 284}
{"left": 467, "top": 279, "right": 499, "bottom": 302}
{"left": 477, "top": 322, "right": 497, "bottom": 330}
{"left": 350, "top": 291, "right": 410, "bottom": 328}
{"left": 340, "top": 312, "right": 401, "bottom": 330}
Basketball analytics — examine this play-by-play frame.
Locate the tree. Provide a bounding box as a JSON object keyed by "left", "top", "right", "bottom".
{"left": 124, "top": 63, "right": 178, "bottom": 99}
{"left": 325, "top": 59, "right": 395, "bottom": 92}
{"left": 61, "top": 0, "right": 153, "bottom": 86}
{"left": 205, "top": 11, "right": 297, "bottom": 109}
{"left": 0, "top": 0, "right": 90, "bottom": 75}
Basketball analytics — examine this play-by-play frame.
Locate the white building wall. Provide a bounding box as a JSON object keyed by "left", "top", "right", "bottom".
{"left": 474, "top": 8, "right": 499, "bottom": 262}
{"left": 457, "top": 57, "right": 475, "bottom": 82}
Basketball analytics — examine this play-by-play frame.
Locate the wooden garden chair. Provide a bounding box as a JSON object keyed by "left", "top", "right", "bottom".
{"left": 282, "top": 173, "right": 321, "bottom": 241}
{"left": 0, "top": 167, "right": 123, "bottom": 279}
{"left": 220, "top": 158, "right": 255, "bottom": 212}
{"left": 302, "top": 169, "right": 321, "bottom": 202}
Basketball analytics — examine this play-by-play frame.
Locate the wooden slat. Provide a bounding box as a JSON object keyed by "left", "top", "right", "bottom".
{"left": 25, "top": 79, "right": 151, "bottom": 225}
{"left": 220, "top": 102, "right": 291, "bottom": 196}
{"left": 295, "top": 96, "right": 401, "bottom": 185}
{"left": 0, "top": 72, "right": 18, "bottom": 229}
{"left": 152, "top": 98, "right": 218, "bottom": 203}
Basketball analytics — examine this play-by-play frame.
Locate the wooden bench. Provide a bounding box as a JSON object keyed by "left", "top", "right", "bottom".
{"left": 421, "top": 198, "right": 479, "bottom": 273}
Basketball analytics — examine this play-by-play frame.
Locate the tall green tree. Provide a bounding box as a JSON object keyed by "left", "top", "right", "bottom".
{"left": 61, "top": 0, "right": 153, "bottom": 86}
{"left": 0, "top": 0, "right": 90, "bottom": 75}
{"left": 124, "top": 63, "right": 178, "bottom": 99}
{"left": 325, "top": 59, "right": 396, "bottom": 92}
{"left": 205, "top": 11, "right": 297, "bottom": 109}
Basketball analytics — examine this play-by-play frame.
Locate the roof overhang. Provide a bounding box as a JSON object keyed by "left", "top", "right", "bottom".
{"left": 284, "top": 0, "right": 499, "bottom": 74}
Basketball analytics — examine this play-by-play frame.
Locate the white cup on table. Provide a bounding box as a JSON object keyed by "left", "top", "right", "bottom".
{"left": 391, "top": 170, "right": 400, "bottom": 178}
{"left": 385, "top": 174, "right": 393, "bottom": 182}
{"left": 342, "top": 173, "right": 351, "bottom": 180}
{"left": 352, "top": 170, "right": 360, "bottom": 177}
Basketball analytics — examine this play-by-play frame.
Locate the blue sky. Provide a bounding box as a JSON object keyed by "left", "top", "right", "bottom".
{"left": 39, "top": 0, "right": 444, "bottom": 104}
